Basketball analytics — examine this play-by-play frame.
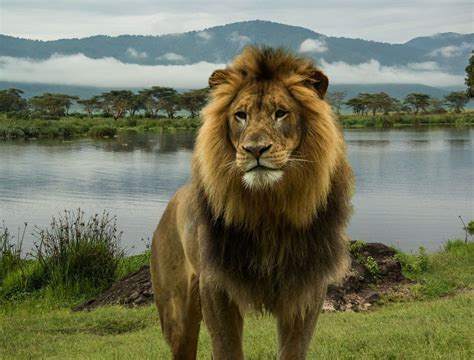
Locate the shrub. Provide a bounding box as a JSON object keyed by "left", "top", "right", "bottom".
{"left": 88, "top": 125, "right": 117, "bottom": 138}
{"left": 0, "top": 222, "right": 25, "bottom": 285}
{"left": 34, "top": 210, "right": 124, "bottom": 297}
{"left": 2, "top": 260, "right": 46, "bottom": 296}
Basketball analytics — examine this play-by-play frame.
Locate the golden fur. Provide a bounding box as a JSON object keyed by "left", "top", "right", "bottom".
{"left": 150, "top": 47, "right": 354, "bottom": 359}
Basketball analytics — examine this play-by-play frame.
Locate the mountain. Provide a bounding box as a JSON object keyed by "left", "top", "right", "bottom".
{"left": 1, "top": 20, "right": 472, "bottom": 74}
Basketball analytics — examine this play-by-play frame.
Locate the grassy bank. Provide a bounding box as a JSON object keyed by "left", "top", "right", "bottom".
{"left": 340, "top": 112, "right": 474, "bottom": 128}
{"left": 1, "top": 232, "right": 473, "bottom": 358}
{"left": 1, "top": 112, "right": 473, "bottom": 140}
{"left": 1, "top": 292, "right": 472, "bottom": 359}
{"left": 0, "top": 114, "right": 201, "bottom": 140}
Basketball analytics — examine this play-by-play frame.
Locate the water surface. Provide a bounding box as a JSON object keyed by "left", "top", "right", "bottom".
{"left": 0, "top": 129, "right": 472, "bottom": 253}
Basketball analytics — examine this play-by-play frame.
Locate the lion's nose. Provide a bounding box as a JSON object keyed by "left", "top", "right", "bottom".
{"left": 242, "top": 144, "right": 272, "bottom": 159}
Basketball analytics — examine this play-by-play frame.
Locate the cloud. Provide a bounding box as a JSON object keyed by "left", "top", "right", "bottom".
{"left": 320, "top": 59, "right": 464, "bottom": 87}
{"left": 228, "top": 31, "right": 251, "bottom": 47}
{"left": 1, "top": 1, "right": 472, "bottom": 43}
{"left": 156, "top": 52, "right": 186, "bottom": 62}
{"left": 0, "top": 54, "right": 464, "bottom": 89}
{"left": 0, "top": 54, "right": 224, "bottom": 88}
{"left": 299, "top": 38, "right": 328, "bottom": 53}
{"left": 429, "top": 42, "right": 473, "bottom": 58}
{"left": 126, "top": 47, "right": 148, "bottom": 59}
{"left": 196, "top": 31, "right": 212, "bottom": 41}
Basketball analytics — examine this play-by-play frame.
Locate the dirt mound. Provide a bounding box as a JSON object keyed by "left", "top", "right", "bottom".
{"left": 74, "top": 242, "right": 411, "bottom": 312}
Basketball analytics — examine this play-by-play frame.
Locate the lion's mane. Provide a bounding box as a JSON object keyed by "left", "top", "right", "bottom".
{"left": 191, "top": 47, "right": 354, "bottom": 317}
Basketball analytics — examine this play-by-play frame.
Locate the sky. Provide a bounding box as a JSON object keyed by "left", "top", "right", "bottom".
{"left": 1, "top": 0, "right": 473, "bottom": 43}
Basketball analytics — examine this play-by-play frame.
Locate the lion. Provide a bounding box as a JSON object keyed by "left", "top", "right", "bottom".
{"left": 150, "top": 47, "right": 354, "bottom": 359}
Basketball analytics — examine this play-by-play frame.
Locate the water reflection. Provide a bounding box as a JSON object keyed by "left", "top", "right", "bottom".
{"left": 0, "top": 128, "right": 472, "bottom": 253}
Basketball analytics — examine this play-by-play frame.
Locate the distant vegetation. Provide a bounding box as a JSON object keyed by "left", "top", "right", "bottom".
{"left": 0, "top": 60, "right": 473, "bottom": 141}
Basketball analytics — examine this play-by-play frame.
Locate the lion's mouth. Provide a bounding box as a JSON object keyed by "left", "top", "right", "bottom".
{"left": 246, "top": 164, "right": 280, "bottom": 173}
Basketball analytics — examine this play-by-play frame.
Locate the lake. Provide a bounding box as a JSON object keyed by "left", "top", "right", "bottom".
{"left": 0, "top": 128, "right": 472, "bottom": 253}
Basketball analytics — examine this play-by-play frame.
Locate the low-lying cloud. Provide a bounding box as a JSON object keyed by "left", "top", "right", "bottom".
{"left": 0, "top": 54, "right": 464, "bottom": 89}
{"left": 126, "top": 47, "right": 148, "bottom": 59}
{"left": 429, "top": 42, "right": 473, "bottom": 58}
{"left": 320, "top": 59, "right": 463, "bottom": 87}
{"left": 299, "top": 39, "right": 328, "bottom": 53}
{"left": 156, "top": 52, "right": 186, "bottom": 62}
{"left": 0, "top": 54, "right": 224, "bottom": 88}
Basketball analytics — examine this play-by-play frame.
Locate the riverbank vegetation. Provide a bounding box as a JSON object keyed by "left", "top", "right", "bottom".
{"left": 1, "top": 211, "right": 473, "bottom": 358}
{"left": 0, "top": 85, "right": 473, "bottom": 140}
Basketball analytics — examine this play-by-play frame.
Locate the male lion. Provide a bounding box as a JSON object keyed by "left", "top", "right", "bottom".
{"left": 150, "top": 47, "right": 354, "bottom": 359}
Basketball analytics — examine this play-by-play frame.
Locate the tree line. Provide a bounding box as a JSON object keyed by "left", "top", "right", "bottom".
{"left": 327, "top": 91, "right": 470, "bottom": 116}
{"left": 0, "top": 87, "right": 209, "bottom": 120}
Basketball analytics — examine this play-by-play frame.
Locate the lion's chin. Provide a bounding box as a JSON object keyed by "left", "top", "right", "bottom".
{"left": 242, "top": 168, "right": 284, "bottom": 189}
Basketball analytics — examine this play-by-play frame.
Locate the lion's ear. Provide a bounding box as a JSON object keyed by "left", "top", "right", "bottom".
{"left": 209, "top": 69, "right": 230, "bottom": 89}
{"left": 306, "top": 70, "right": 329, "bottom": 99}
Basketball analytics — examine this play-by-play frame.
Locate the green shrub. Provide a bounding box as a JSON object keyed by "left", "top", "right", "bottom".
{"left": 34, "top": 210, "right": 124, "bottom": 297}
{"left": 0, "top": 222, "right": 25, "bottom": 284}
{"left": 88, "top": 125, "right": 117, "bottom": 138}
{"left": 396, "top": 246, "right": 430, "bottom": 275}
{"left": 2, "top": 260, "right": 46, "bottom": 296}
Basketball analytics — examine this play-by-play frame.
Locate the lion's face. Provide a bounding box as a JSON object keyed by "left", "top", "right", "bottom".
{"left": 227, "top": 81, "right": 303, "bottom": 189}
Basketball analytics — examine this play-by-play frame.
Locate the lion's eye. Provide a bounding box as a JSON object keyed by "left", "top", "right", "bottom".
{"left": 275, "top": 109, "right": 289, "bottom": 120}
{"left": 235, "top": 111, "right": 247, "bottom": 122}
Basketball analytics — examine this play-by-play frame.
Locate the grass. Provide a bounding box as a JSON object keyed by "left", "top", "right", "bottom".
{"left": 339, "top": 112, "right": 474, "bottom": 128}
{"left": 1, "top": 211, "right": 473, "bottom": 359}
{"left": 0, "top": 114, "right": 202, "bottom": 140}
{"left": 0, "top": 112, "right": 473, "bottom": 140}
{"left": 396, "top": 240, "right": 474, "bottom": 299}
{"left": 0, "top": 293, "right": 472, "bottom": 359}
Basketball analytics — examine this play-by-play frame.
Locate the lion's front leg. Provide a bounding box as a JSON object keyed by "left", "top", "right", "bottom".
{"left": 200, "top": 275, "right": 244, "bottom": 360}
{"left": 276, "top": 285, "right": 327, "bottom": 360}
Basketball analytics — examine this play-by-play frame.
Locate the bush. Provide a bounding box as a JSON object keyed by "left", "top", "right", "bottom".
{"left": 2, "top": 260, "right": 46, "bottom": 296}
{"left": 0, "top": 222, "right": 25, "bottom": 285}
{"left": 88, "top": 125, "right": 117, "bottom": 138}
{"left": 34, "top": 210, "right": 124, "bottom": 297}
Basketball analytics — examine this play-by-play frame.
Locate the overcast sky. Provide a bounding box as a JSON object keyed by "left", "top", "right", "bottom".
{"left": 1, "top": 0, "right": 473, "bottom": 43}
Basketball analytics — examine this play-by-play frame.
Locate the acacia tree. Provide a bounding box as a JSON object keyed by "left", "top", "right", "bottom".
{"left": 99, "top": 90, "right": 134, "bottom": 120}
{"left": 0, "top": 88, "right": 27, "bottom": 112}
{"left": 403, "top": 93, "right": 431, "bottom": 114}
{"left": 180, "top": 88, "right": 209, "bottom": 118}
{"left": 77, "top": 98, "right": 101, "bottom": 117}
{"left": 326, "top": 91, "right": 346, "bottom": 114}
{"left": 139, "top": 86, "right": 177, "bottom": 117}
{"left": 345, "top": 95, "right": 367, "bottom": 115}
{"left": 29, "top": 93, "right": 74, "bottom": 117}
{"left": 444, "top": 92, "right": 469, "bottom": 113}
{"left": 159, "top": 94, "right": 181, "bottom": 118}
{"left": 465, "top": 54, "right": 474, "bottom": 98}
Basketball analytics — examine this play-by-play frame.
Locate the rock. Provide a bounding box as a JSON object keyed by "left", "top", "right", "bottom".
{"left": 74, "top": 242, "right": 411, "bottom": 312}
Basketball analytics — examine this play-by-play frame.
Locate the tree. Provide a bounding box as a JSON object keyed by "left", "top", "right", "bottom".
{"left": 465, "top": 54, "right": 474, "bottom": 98}
{"left": 345, "top": 95, "right": 367, "bottom": 115}
{"left": 428, "top": 97, "right": 446, "bottom": 114}
{"left": 0, "top": 88, "right": 27, "bottom": 113}
{"left": 179, "top": 88, "right": 209, "bottom": 118}
{"left": 159, "top": 94, "right": 181, "bottom": 118}
{"left": 99, "top": 90, "right": 134, "bottom": 120}
{"left": 29, "top": 93, "right": 74, "bottom": 117}
{"left": 56, "top": 94, "right": 79, "bottom": 115}
{"left": 326, "top": 91, "right": 346, "bottom": 114}
{"left": 403, "top": 93, "right": 431, "bottom": 114}
{"left": 139, "top": 86, "right": 178, "bottom": 117}
{"left": 444, "top": 91, "right": 469, "bottom": 113}
{"left": 128, "top": 94, "right": 145, "bottom": 117}
{"left": 77, "top": 98, "right": 101, "bottom": 117}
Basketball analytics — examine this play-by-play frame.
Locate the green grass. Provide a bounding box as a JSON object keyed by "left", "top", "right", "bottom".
{"left": 396, "top": 240, "right": 474, "bottom": 299}
{"left": 0, "top": 293, "right": 472, "bottom": 359}
{"left": 0, "top": 114, "right": 201, "bottom": 140}
{"left": 0, "top": 111, "right": 472, "bottom": 140}
{"left": 339, "top": 112, "right": 474, "bottom": 128}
